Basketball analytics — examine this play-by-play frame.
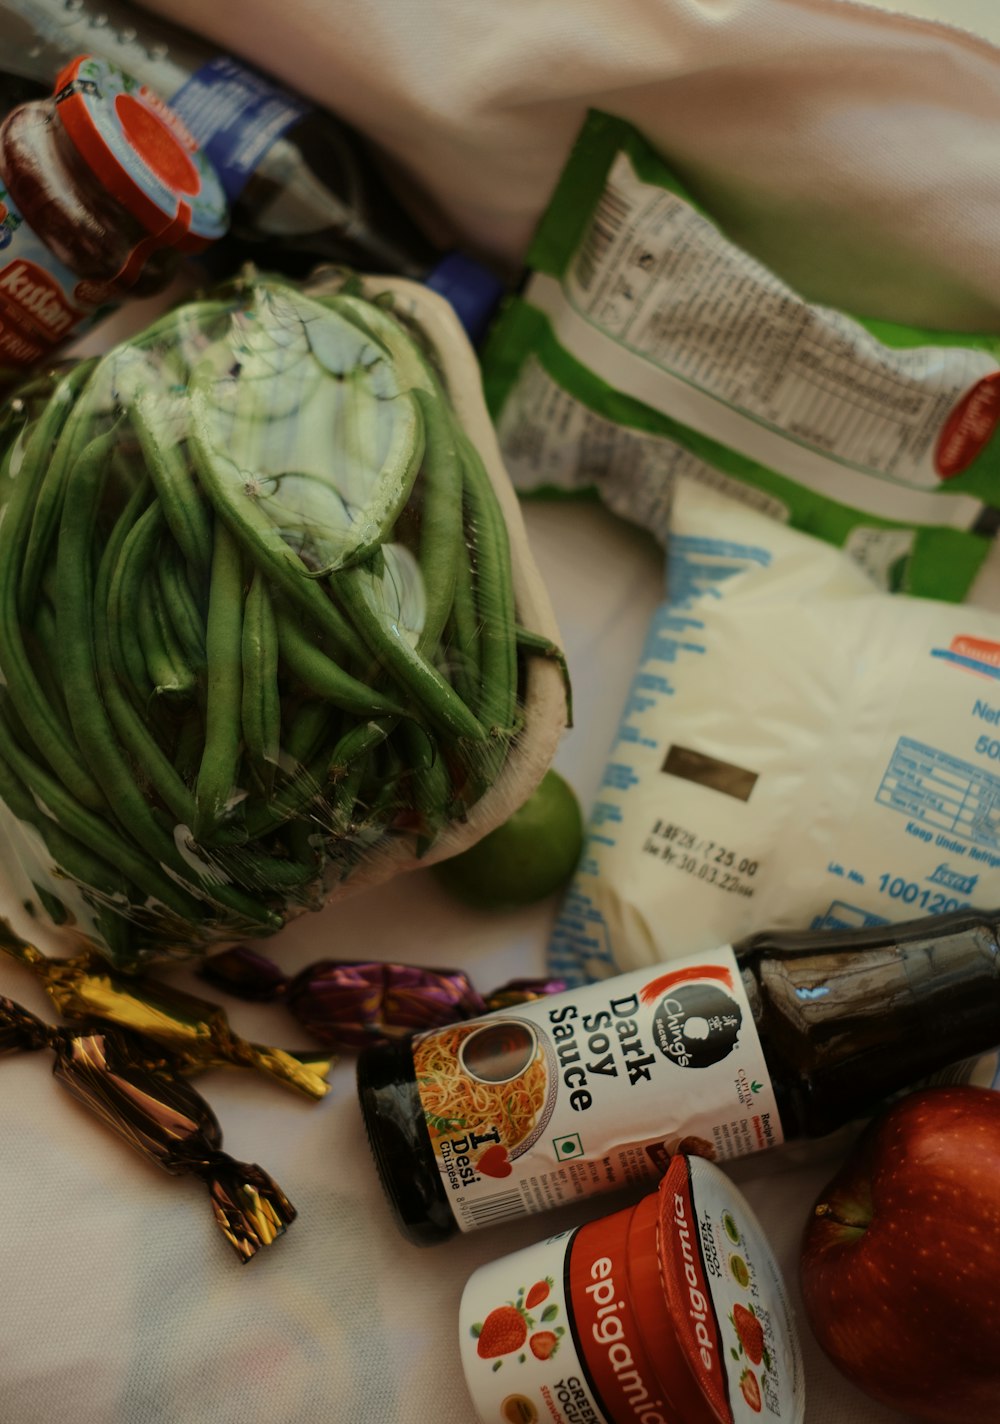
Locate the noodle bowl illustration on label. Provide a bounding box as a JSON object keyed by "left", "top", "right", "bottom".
{"left": 414, "top": 1017, "right": 559, "bottom": 1179}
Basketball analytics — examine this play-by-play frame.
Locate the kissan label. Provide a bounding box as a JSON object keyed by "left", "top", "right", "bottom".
{"left": 0, "top": 195, "right": 93, "bottom": 368}
{"left": 412, "top": 949, "right": 783, "bottom": 1233}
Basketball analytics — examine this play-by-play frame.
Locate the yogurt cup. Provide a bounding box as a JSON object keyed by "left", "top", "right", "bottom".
{"left": 459, "top": 1154, "right": 804, "bottom": 1424}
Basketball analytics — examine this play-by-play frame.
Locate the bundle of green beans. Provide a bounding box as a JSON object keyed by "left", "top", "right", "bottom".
{"left": 0, "top": 271, "right": 561, "bottom": 969}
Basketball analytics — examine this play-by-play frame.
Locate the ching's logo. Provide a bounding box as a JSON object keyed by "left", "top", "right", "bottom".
{"left": 641, "top": 964, "right": 743, "bottom": 1069}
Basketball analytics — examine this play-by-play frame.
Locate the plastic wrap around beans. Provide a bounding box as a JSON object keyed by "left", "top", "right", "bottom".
{"left": 0, "top": 269, "right": 567, "bottom": 969}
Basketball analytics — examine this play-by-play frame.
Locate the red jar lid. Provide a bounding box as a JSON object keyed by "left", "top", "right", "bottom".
{"left": 53, "top": 55, "right": 228, "bottom": 254}
{"left": 655, "top": 1154, "right": 805, "bottom": 1423}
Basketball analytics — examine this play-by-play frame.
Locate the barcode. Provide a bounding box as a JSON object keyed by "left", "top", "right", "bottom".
{"left": 574, "top": 181, "right": 631, "bottom": 291}
{"left": 464, "top": 1190, "right": 526, "bottom": 1228}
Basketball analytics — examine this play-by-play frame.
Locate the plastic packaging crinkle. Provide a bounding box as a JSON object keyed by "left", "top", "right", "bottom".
{"left": 482, "top": 110, "right": 1000, "bottom": 602}
{"left": 549, "top": 478, "right": 1000, "bottom": 985}
{"left": 0, "top": 268, "right": 566, "bottom": 970}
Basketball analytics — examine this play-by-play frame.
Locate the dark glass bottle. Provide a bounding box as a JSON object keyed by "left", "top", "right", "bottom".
{"left": 0, "top": 0, "right": 505, "bottom": 339}
{"left": 357, "top": 908, "right": 1000, "bottom": 1244}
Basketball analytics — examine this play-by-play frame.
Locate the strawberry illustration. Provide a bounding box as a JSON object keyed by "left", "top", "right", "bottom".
{"left": 739, "top": 1369, "right": 762, "bottom": 1413}
{"left": 476, "top": 1305, "right": 529, "bottom": 1359}
{"left": 733, "top": 1303, "right": 765, "bottom": 1366}
{"left": 529, "top": 1331, "right": 559, "bottom": 1360}
{"left": 525, "top": 1278, "right": 552, "bottom": 1309}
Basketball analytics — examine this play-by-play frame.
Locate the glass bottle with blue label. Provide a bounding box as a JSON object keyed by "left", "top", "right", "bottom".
{"left": 358, "top": 906, "right": 1000, "bottom": 1242}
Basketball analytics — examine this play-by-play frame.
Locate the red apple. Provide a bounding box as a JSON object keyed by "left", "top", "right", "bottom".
{"left": 799, "top": 1085, "right": 1000, "bottom": 1422}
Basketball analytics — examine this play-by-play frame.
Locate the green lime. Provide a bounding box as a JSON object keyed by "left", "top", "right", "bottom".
{"left": 433, "top": 769, "right": 584, "bottom": 910}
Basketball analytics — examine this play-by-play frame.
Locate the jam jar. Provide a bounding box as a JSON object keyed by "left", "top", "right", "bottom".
{"left": 0, "top": 53, "right": 227, "bottom": 376}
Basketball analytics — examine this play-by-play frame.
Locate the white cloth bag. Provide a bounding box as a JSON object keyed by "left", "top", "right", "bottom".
{"left": 145, "top": 0, "right": 1000, "bottom": 333}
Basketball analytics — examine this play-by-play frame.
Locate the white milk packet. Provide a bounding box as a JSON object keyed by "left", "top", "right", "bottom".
{"left": 549, "top": 479, "right": 1000, "bottom": 984}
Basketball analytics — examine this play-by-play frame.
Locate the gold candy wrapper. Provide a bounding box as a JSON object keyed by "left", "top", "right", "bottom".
{"left": 0, "top": 925, "right": 332, "bottom": 1099}
{"left": 0, "top": 994, "right": 296, "bottom": 1262}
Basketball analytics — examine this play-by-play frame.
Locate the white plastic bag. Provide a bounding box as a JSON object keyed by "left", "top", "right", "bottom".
{"left": 551, "top": 478, "right": 1000, "bottom": 982}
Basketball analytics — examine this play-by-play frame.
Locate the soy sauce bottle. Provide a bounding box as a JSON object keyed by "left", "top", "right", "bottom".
{"left": 357, "top": 908, "right": 1000, "bottom": 1244}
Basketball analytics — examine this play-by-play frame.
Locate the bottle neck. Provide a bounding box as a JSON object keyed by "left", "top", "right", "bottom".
{"left": 738, "top": 910, "right": 1000, "bottom": 1137}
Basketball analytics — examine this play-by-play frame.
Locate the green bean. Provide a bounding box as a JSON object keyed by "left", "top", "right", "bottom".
{"left": 0, "top": 423, "right": 106, "bottom": 810}
{"left": 194, "top": 519, "right": 246, "bottom": 842}
{"left": 0, "top": 698, "right": 205, "bottom": 923}
{"left": 325, "top": 751, "right": 369, "bottom": 835}
{"left": 17, "top": 359, "right": 100, "bottom": 615}
{"left": 455, "top": 426, "right": 518, "bottom": 736}
{"left": 55, "top": 428, "right": 278, "bottom": 930}
{"left": 107, "top": 499, "right": 163, "bottom": 702}
{"left": 282, "top": 698, "right": 341, "bottom": 768}
{"left": 138, "top": 568, "right": 198, "bottom": 702}
{"left": 242, "top": 570, "right": 281, "bottom": 796}
{"left": 334, "top": 566, "right": 486, "bottom": 744}
{"left": 129, "top": 393, "right": 213, "bottom": 573}
{"left": 399, "top": 720, "right": 452, "bottom": 854}
{"left": 411, "top": 386, "right": 464, "bottom": 654}
{"left": 93, "top": 500, "right": 200, "bottom": 828}
{"left": 328, "top": 714, "right": 399, "bottom": 780}
{"left": 242, "top": 728, "right": 342, "bottom": 839}
{"left": 0, "top": 734, "right": 135, "bottom": 907}
{"left": 445, "top": 533, "right": 483, "bottom": 710}
{"left": 172, "top": 708, "right": 204, "bottom": 785}
{"left": 282, "top": 818, "right": 322, "bottom": 885}
{"left": 22, "top": 608, "right": 72, "bottom": 737}
{"left": 158, "top": 547, "right": 207, "bottom": 672}
{"left": 206, "top": 839, "right": 320, "bottom": 892}
{"left": 275, "top": 602, "right": 405, "bottom": 718}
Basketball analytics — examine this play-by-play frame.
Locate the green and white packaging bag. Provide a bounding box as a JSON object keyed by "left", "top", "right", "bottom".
{"left": 482, "top": 110, "right": 1000, "bottom": 600}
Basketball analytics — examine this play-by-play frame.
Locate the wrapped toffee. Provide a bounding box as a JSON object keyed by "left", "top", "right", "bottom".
{"left": 0, "top": 927, "right": 332, "bottom": 1098}
{"left": 200, "top": 945, "right": 565, "bottom": 1048}
{"left": 0, "top": 995, "right": 296, "bottom": 1262}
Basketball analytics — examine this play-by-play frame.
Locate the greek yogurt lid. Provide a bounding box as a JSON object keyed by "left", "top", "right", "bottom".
{"left": 53, "top": 55, "right": 228, "bottom": 250}
{"left": 657, "top": 1155, "right": 805, "bottom": 1424}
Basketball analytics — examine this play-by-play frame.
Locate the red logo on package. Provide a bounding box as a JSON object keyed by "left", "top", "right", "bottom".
{"left": 0, "top": 258, "right": 85, "bottom": 340}
{"left": 935, "top": 373, "right": 1000, "bottom": 478}
{"left": 659, "top": 1160, "right": 730, "bottom": 1422}
{"left": 949, "top": 635, "right": 1000, "bottom": 670}
{"left": 568, "top": 1209, "right": 669, "bottom": 1424}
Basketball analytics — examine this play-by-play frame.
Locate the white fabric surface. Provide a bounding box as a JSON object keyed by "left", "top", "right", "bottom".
{"left": 4, "top": 2, "right": 1000, "bottom": 1423}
